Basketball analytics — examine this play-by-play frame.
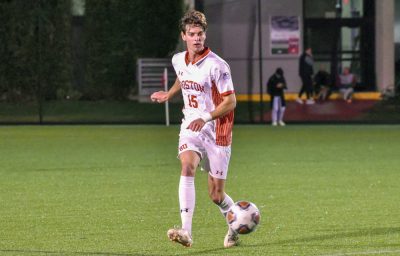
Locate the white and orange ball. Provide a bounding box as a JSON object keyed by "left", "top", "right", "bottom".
{"left": 226, "top": 201, "right": 261, "bottom": 234}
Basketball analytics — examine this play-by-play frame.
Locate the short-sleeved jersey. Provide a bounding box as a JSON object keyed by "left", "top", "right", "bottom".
{"left": 172, "top": 47, "right": 235, "bottom": 146}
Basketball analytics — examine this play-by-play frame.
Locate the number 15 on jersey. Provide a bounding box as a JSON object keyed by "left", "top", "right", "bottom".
{"left": 188, "top": 95, "right": 198, "bottom": 108}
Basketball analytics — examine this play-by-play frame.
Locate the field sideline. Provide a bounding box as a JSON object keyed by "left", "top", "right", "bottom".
{"left": 0, "top": 125, "right": 399, "bottom": 256}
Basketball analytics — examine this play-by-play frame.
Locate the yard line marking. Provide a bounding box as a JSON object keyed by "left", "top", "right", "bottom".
{"left": 320, "top": 249, "right": 400, "bottom": 256}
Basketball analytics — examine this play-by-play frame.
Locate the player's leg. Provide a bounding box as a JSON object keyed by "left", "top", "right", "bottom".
{"left": 203, "top": 142, "right": 238, "bottom": 248}
{"left": 167, "top": 147, "right": 201, "bottom": 247}
{"left": 207, "top": 175, "right": 232, "bottom": 216}
{"left": 203, "top": 144, "right": 233, "bottom": 214}
{"left": 179, "top": 150, "right": 200, "bottom": 234}
{"left": 207, "top": 175, "right": 238, "bottom": 248}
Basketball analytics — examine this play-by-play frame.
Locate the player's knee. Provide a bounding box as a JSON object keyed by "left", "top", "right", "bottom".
{"left": 181, "top": 162, "right": 196, "bottom": 176}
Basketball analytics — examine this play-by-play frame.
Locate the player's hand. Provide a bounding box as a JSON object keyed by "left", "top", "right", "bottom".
{"left": 150, "top": 91, "right": 168, "bottom": 103}
{"left": 187, "top": 118, "right": 206, "bottom": 132}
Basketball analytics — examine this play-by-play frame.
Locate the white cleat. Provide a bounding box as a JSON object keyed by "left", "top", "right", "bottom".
{"left": 167, "top": 228, "right": 193, "bottom": 247}
{"left": 279, "top": 121, "right": 286, "bottom": 126}
{"left": 224, "top": 230, "right": 239, "bottom": 248}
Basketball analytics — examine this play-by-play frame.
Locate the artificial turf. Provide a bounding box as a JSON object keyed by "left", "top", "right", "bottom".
{"left": 0, "top": 125, "right": 399, "bottom": 255}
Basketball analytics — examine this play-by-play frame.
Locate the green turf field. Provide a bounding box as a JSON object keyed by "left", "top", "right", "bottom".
{"left": 0, "top": 125, "right": 399, "bottom": 256}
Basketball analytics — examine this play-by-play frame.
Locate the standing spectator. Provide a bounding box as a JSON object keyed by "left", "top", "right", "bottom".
{"left": 337, "top": 67, "right": 356, "bottom": 103}
{"left": 267, "top": 68, "right": 287, "bottom": 126}
{"left": 296, "top": 47, "right": 315, "bottom": 104}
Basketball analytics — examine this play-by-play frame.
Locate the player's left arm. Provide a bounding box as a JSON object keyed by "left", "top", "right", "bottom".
{"left": 187, "top": 93, "right": 236, "bottom": 132}
{"left": 210, "top": 93, "right": 236, "bottom": 119}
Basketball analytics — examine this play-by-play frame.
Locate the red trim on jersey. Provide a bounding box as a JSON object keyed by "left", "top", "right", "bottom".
{"left": 185, "top": 47, "right": 211, "bottom": 65}
{"left": 211, "top": 82, "right": 234, "bottom": 146}
{"left": 221, "top": 90, "right": 235, "bottom": 97}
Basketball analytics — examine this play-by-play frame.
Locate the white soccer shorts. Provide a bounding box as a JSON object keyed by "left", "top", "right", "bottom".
{"left": 178, "top": 133, "right": 231, "bottom": 180}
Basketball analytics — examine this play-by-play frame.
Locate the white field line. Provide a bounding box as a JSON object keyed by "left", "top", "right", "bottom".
{"left": 320, "top": 249, "right": 400, "bottom": 256}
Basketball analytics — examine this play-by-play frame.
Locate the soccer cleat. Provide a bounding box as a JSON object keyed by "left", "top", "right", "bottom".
{"left": 295, "top": 98, "right": 304, "bottom": 104}
{"left": 167, "top": 228, "right": 193, "bottom": 247}
{"left": 272, "top": 121, "right": 278, "bottom": 126}
{"left": 279, "top": 121, "right": 286, "bottom": 126}
{"left": 224, "top": 229, "right": 239, "bottom": 248}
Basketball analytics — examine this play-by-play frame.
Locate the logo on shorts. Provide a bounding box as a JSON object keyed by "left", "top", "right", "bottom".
{"left": 179, "top": 143, "right": 188, "bottom": 152}
{"left": 216, "top": 170, "right": 224, "bottom": 176}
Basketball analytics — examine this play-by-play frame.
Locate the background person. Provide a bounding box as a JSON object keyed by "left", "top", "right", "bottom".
{"left": 267, "top": 67, "right": 287, "bottom": 126}
{"left": 314, "top": 67, "right": 332, "bottom": 101}
{"left": 296, "top": 47, "right": 315, "bottom": 105}
{"left": 337, "top": 67, "right": 356, "bottom": 103}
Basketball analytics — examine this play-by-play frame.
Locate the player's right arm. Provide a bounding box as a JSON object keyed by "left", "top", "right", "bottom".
{"left": 150, "top": 78, "right": 181, "bottom": 103}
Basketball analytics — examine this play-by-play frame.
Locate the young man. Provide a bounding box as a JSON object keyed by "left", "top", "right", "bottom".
{"left": 267, "top": 67, "right": 287, "bottom": 126}
{"left": 297, "top": 47, "right": 315, "bottom": 104}
{"left": 150, "top": 10, "right": 238, "bottom": 248}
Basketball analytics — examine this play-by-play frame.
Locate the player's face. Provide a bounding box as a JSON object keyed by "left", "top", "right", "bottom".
{"left": 182, "top": 25, "right": 206, "bottom": 54}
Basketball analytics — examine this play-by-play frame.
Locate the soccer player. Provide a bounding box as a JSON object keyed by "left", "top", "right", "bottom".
{"left": 150, "top": 10, "right": 238, "bottom": 248}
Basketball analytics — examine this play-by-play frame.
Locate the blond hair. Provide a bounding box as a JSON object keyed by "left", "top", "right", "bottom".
{"left": 180, "top": 10, "right": 207, "bottom": 33}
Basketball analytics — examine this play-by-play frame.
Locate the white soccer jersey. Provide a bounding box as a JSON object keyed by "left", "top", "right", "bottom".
{"left": 172, "top": 47, "right": 235, "bottom": 146}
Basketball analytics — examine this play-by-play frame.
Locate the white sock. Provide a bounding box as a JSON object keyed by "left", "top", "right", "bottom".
{"left": 217, "top": 193, "right": 235, "bottom": 235}
{"left": 217, "top": 193, "right": 233, "bottom": 217}
{"left": 179, "top": 176, "right": 195, "bottom": 235}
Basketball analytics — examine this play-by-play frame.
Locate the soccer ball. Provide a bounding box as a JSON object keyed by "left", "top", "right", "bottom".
{"left": 226, "top": 201, "right": 261, "bottom": 235}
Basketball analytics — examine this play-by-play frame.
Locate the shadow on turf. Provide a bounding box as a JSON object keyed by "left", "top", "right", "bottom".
{"left": 251, "top": 227, "right": 400, "bottom": 247}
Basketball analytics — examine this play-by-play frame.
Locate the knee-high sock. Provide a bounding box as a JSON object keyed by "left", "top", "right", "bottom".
{"left": 179, "top": 176, "right": 195, "bottom": 235}
{"left": 217, "top": 193, "right": 234, "bottom": 218}
{"left": 217, "top": 193, "right": 235, "bottom": 235}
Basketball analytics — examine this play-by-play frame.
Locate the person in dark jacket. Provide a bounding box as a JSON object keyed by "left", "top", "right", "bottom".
{"left": 267, "top": 67, "right": 287, "bottom": 126}
{"left": 296, "top": 47, "right": 315, "bottom": 104}
{"left": 314, "top": 67, "right": 331, "bottom": 101}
